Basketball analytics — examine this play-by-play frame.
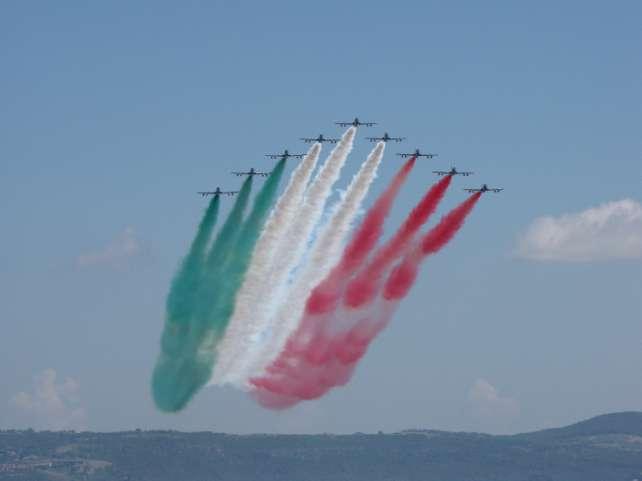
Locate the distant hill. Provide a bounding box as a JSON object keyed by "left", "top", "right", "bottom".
{"left": 1, "top": 412, "right": 642, "bottom": 481}
{"left": 515, "top": 411, "right": 642, "bottom": 441}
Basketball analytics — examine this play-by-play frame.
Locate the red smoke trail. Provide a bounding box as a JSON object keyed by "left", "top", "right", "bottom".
{"left": 384, "top": 192, "right": 481, "bottom": 301}
{"left": 281, "top": 175, "right": 456, "bottom": 395}
{"left": 250, "top": 308, "right": 391, "bottom": 409}
{"left": 344, "top": 175, "right": 453, "bottom": 309}
{"left": 250, "top": 193, "right": 482, "bottom": 408}
{"left": 249, "top": 158, "right": 416, "bottom": 407}
{"left": 308, "top": 193, "right": 483, "bottom": 397}
{"left": 305, "top": 156, "right": 416, "bottom": 315}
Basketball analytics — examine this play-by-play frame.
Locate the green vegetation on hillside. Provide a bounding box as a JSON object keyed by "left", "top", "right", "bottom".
{"left": 1, "top": 412, "right": 641, "bottom": 481}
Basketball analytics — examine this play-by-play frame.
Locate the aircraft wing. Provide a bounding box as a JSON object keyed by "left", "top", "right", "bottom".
{"left": 433, "top": 170, "right": 449, "bottom": 176}
{"left": 231, "top": 171, "right": 246, "bottom": 176}
{"left": 460, "top": 171, "right": 474, "bottom": 176}
{"left": 490, "top": 188, "right": 503, "bottom": 192}
{"left": 266, "top": 154, "right": 280, "bottom": 159}
{"left": 257, "top": 171, "right": 271, "bottom": 177}
{"left": 362, "top": 122, "right": 377, "bottom": 127}
{"left": 396, "top": 153, "right": 411, "bottom": 158}
{"left": 300, "top": 137, "right": 316, "bottom": 143}
{"left": 335, "top": 122, "right": 350, "bottom": 127}
{"left": 368, "top": 136, "right": 404, "bottom": 142}
{"left": 464, "top": 188, "right": 480, "bottom": 193}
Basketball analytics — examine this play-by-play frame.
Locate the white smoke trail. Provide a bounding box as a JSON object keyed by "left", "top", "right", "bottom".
{"left": 214, "top": 128, "right": 355, "bottom": 386}
{"left": 210, "top": 143, "right": 322, "bottom": 384}
{"left": 242, "top": 142, "right": 386, "bottom": 384}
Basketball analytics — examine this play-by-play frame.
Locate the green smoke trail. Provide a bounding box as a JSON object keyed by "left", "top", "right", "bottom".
{"left": 190, "top": 158, "right": 286, "bottom": 402}
{"left": 189, "top": 176, "right": 254, "bottom": 345}
{"left": 203, "top": 159, "right": 287, "bottom": 337}
{"left": 152, "top": 160, "right": 286, "bottom": 412}
{"left": 152, "top": 181, "right": 252, "bottom": 412}
{"left": 165, "top": 194, "right": 221, "bottom": 325}
{"left": 202, "top": 177, "right": 254, "bottom": 287}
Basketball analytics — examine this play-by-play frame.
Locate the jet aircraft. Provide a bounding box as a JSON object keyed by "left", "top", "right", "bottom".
{"left": 335, "top": 117, "right": 377, "bottom": 127}
{"left": 232, "top": 168, "right": 270, "bottom": 177}
{"left": 198, "top": 187, "right": 239, "bottom": 197}
{"left": 396, "top": 149, "right": 438, "bottom": 159}
{"left": 300, "top": 134, "right": 339, "bottom": 144}
{"left": 366, "top": 132, "right": 405, "bottom": 143}
{"left": 464, "top": 184, "right": 503, "bottom": 193}
{"left": 265, "top": 149, "right": 305, "bottom": 160}
{"left": 433, "top": 167, "right": 474, "bottom": 177}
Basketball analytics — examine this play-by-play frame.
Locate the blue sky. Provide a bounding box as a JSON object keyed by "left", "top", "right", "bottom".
{"left": 1, "top": 0, "right": 641, "bottom": 434}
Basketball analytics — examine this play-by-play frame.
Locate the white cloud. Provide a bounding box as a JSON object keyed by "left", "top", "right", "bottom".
{"left": 77, "top": 226, "right": 141, "bottom": 267}
{"left": 468, "top": 378, "right": 519, "bottom": 422}
{"left": 516, "top": 199, "right": 642, "bottom": 262}
{"left": 10, "top": 369, "right": 87, "bottom": 430}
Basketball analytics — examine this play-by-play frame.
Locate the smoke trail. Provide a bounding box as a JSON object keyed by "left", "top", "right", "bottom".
{"left": 212, "top": 144, "right": 321, "bottom": 383}
{"left": 241, "top": 141, "right": 387, "bottom": 385}
{"left": 165, "top": 194, "right": 221, "bottom": 324}
{"left": 152, "top": 162, "right": 286, "bottom": 412}
{"left": 203, "top": 177, "right": 254, "bottom": 277}
{"left": 316, "top": 193, "right": 483, "bottom": 378}
{"left": 189, "top": 177, "right": 255, "bottom": 347}
{"left": 159, "top": 194, "right": 221, "bottom": 366}
{"left": 152, "top": 181, "right": 252, "bottom": 413}
{"left": 250, "top": 193, "right": 482, "bottom": 408}
{"left": 344, "top": 174, "right": 452, "bottom": 309}
{"left": 248, "top": 153, "right": 418, "bottom": 402}
{"left": 384, "top": 192, "right": 482, "bottom": 301}
{"left": 218, "top": 129, "right": 355, "bottom": 386}
{"left": 251, "top": 301, "right": 394, "bottom": 409}
{"left": 304, "top": 154, "right": 416, "bottom": 316}
{"left": 290, "top": 193, "right": 484, "bottom": 399}
{"left": 265, "top": 127, "right": 356, "bottom": 291}
{"left": 202, "top": 158, "right": 288, "bottom": 332}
